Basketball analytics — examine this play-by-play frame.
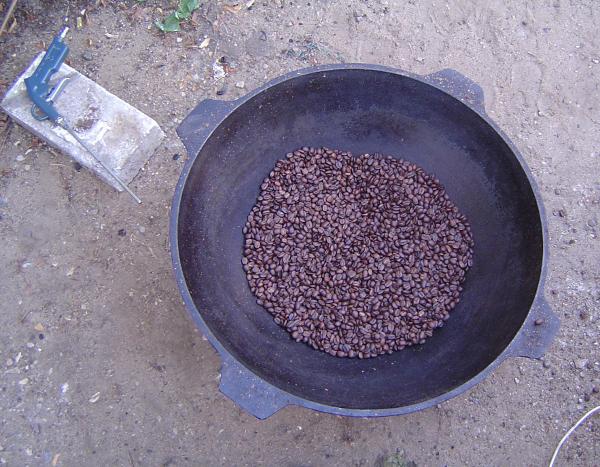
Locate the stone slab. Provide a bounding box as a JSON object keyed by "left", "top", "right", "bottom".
{"left": 1, "top": 53, "right": 165, "bottom": 191}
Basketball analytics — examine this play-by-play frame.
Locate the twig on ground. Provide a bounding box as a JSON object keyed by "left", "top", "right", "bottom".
{"left": 0, "top": 0, "right": 18, "bottom": 36}
{"left": 130, "top": 235, "right": 157, "bottom": 259}
{"left": 0, "top": 119, "right": 13, "bottom": 155}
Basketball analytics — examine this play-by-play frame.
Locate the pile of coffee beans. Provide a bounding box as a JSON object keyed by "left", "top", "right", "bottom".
{"left": 242, "top": 147, "right": 474, "bottom": 358}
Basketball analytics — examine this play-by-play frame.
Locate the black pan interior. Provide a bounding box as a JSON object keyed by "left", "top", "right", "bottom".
{"left": 177, "top": 69, "right": 543, "bottom": 409}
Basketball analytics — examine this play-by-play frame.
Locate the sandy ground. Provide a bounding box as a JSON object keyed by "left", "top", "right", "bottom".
{"left": 0, "top": 1, "right": 599, "bottom": 466}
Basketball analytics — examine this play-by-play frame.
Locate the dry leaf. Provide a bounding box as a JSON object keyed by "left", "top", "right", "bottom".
{"left": 223, "top": 3, "right": 242, "bottom": 13}
{"left": 190, "top": 10, "right": 200, "bottom": 25}
{"left": 129, "top": 5, "right": 145, "bottom": 22}
{"left": 199, "top": 37, "right": 210, "bottom": 48}
{"left": 34, "top": 323, "right": 44, "bottom": 332}
{"left": 66, "top": 266, "right": 75, "bottom": 277}
{"left": 52, "top": 453, "right": 61, "bottom": 466}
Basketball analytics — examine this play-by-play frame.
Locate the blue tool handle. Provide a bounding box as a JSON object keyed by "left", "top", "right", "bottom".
{"left": 24, "top": 27, "right": 70, "bottom": 123}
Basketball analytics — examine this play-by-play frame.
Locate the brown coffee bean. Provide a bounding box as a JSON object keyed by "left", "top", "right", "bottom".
{"left": 242, "top": 147, "right": 474, "bottom": 358}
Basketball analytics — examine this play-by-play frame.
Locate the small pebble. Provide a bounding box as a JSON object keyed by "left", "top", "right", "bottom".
{"left": 543, "top": 360, "right": 551, "bottom": 369}
{"left": 574, "top": 358, "right": 589, "bottom": 370}
{"left": 117, "top": 229, "right": 127, "bottom": 237}
{"left": 26, "top": 342, "right": 34, "bottom": 349}
{"left": 592, "top": 386, "right": 599, "bottom": 394}
{"left": 172, "top": 153, "right": 181, "bottom": 161}
{"left": 259, "top": 30, "right": 267, "bottom": 41}
{"left": 6, "top": 358, "right": 13, "bottom": 367}
{"left": 19, "top": 378, "right": 29, "bottom": 385}
{"left": 24, "top": 164, "right": 31, "bottom": 171}
{"left": 587, "top": 219, "right": 597, "bottom": 227}
{"left": 38, "top": 334, "right": 44, "bottom": 340}
{"left": 73, "top": 161, "right": 83, "bottom": 172}
{"left": 216, "top": 84, "right": 228, "bottom": 96}
{"left": 534, "top": 318, "right": 544, "bottom": 326}
{"left": 16, "top": 155, "right": 25, "bottom": 162}
{"left": 139, "top": 226, "right": 146, "bottom": 233}
{"left": 213, "top": 61, "right": 226, "bottom": 80}
{"left": 235, "top": 81, "right": 245, "bottom": 89}
{"left": 584, "top": 393, "right": 591, "bottom": 402}
{"left": 82, "top": 51, "right": 93, "bottom": 61}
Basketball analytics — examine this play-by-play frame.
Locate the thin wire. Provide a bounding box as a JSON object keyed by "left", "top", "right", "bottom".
{"left": 549, "top": 405, "right": 600, "bottom": 467}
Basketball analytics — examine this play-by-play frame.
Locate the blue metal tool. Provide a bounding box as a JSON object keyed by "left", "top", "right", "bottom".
{"left": 24, "top": 27, "right": 141, "bottom": 204}
{"left": 25, "top": 27, "right": 70, "bottom": 122}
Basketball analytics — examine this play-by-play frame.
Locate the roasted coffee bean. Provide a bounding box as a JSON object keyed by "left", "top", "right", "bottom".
{"left": 242, "top": 147, "right": 474, "bottom": 358}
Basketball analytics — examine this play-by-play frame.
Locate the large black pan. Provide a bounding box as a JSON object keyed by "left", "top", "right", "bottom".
{"left": 171, "top": 64, "right": 559, "bottom": 419}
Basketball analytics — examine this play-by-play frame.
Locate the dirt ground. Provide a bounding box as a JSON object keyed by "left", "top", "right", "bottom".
{"left": 0, "top": 0, "right": 599, "bottom": 466}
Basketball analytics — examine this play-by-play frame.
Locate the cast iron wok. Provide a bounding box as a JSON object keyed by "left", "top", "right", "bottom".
{"left": 171, "top": 64, "right": 559, "bottom": 418}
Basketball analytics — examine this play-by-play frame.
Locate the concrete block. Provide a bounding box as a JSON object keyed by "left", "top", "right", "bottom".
{"left": 1, "top": 53, "right": 165, "bottom": 191}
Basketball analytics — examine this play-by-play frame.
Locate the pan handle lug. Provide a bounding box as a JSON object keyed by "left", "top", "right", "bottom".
{"left": 176, "top": 99, "right": 236, "bottom": 159}
{"left": 509, "top": 296, "right": 560, "bottom": 359}
{"left": 424, "top": 69, "right": 486, "bottom": 114}
{"left": 218, "top": 354, "right": 291, "bottom": 419}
